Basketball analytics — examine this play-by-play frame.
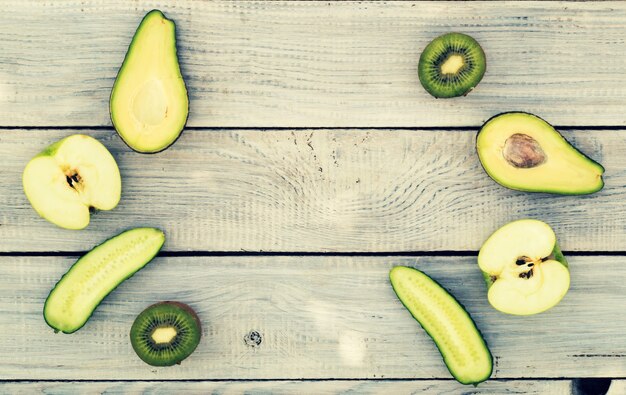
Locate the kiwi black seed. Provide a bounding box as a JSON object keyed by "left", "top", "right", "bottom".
{"left": 130, "top": 301, "right": 202, "bottom": 366}
{"left": 418, "top": 32, "right": 486, "bottom": 98}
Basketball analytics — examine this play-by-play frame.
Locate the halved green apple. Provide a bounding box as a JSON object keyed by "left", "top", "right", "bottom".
{"left": 22, "top": 134, "right": 121, "bottom": 230}
{"left": 478, "top": 219, "right": 570, "bottom": 315}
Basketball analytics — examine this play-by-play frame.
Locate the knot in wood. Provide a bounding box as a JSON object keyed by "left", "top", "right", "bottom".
{"left": 244, "top": 330, "right": 262, "bottom": 347}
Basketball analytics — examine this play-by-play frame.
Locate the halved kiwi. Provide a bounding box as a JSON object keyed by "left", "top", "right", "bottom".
{"left": 130, "top": 301, "right": 201, "bottom": 366}
{"left": 418, "top": 32, "right": 486, "bottom": 98}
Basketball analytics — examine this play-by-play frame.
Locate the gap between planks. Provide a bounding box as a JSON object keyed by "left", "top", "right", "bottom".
{"left": 1, "top": 1, "right": 626, "bottom": 127}
{"left": 1, "top": 129, "right": 625, "bottom": 252}
{"left": 2, "top": 126, "right": 626, "bottom": 131}
{"left": 1, "top": 256, "right": 624, "bottom": 380}
{"left": 0, "top": 379, "right": 611, "bottom": 395}
{"left": 1, "top": 251, "right": 626, "bottom": 257}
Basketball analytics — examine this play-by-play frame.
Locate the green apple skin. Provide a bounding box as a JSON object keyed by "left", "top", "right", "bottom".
{"left": 482, "top": 243, "right": 568, "bottom": 289}
{"left": 22, "top": 134, "right": 121, "bottom": 230}
{"left": 478, "top": 219, "right": 570, "bottom": 316}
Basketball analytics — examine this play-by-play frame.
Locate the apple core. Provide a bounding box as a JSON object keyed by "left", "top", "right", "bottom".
{"left": 64, "top": 169, "right": 84, "bottom": 192}
{"left": 22, "top": 134, "right": 121, "bottom": 230}
{"left": 478, "top": 219, "right": 570, "bottom": 315}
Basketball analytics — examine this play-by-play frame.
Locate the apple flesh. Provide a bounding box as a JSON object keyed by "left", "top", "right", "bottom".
{"left": 478, "top": 219, "right": 570, "bottom": 315}
{"left": 22, "top": 134, "right": 121, "bottom": 230}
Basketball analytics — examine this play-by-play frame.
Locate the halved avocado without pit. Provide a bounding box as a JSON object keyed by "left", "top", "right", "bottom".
{"left": 476, "top": 112, "right": 604, "bottom": 195}
{"left": 110, "top": 10, "right": 188, "bottom": 153}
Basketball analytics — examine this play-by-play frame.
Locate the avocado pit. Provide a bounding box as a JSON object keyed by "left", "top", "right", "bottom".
{"left": 503, "top": 133, "right": 546, "bottom": 169}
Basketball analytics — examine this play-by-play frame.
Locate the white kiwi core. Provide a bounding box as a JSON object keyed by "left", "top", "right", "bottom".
{"left": 441, "top": 54, "right": 465, "bottom": 75}
{"left": 151, "top": 326, "right": 178, "bottom": 344}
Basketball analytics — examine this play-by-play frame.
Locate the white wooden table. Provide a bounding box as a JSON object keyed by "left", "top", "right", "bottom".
{"left": 1, "top": 1, "right": 625, "bottom": 394}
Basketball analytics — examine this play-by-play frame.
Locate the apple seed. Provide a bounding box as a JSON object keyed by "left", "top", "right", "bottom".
{"left": 519, "top": 269, "right": 534, "bottom": 279}
{"left": 65, "top": 171, "right": 83, "bottom": 191}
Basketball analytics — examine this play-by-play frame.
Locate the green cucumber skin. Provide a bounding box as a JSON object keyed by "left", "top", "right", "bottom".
{"left": 390, "top": 266, "right": 493, "bottom": 385}
{"left": 43, "top": 228, "right": 165, "bottom": 334}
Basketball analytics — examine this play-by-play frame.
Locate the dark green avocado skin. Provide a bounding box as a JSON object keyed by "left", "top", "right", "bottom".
{"left": 109, "top": 10, "right": 189, "bottom": 154}
{"left": 476, "top": 111, "right": 604, "bottom": 195}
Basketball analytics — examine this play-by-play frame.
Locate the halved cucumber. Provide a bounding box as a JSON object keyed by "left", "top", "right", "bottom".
{"left": 390, "top": 266, "right": 492, "bottom": 385}
{"left": 44, "top": 228, "right": 165, "bottom": 333}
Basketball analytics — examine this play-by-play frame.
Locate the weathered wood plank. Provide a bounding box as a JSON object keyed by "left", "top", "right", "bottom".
{"left": 0, "top": 380, "right": 575, "bottom": 394}
{"left": 607, "top": 380, "right": 626, "bottom": 395}
{"left": 1, "top": 129, "right": 624, "bottom": 252}
{"left": 1, "top": 1, "right": 625, "bottom": 127}
{"left": 0, "top": 256, "right": 624, "bottom": 380}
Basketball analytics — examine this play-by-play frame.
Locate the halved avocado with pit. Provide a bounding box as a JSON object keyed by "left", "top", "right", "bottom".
{"left": 110, "top": 10, "right": 189, "bottom": 153}
{"left": 476, "top": 112, "right": 604, "bottom": 195}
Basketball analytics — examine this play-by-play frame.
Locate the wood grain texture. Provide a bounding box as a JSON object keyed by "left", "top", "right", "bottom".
{"left": 607, "top": 380, "right": 626, "bottom": 395}
{"left": 0, "top": 380, "right": 575, "bottom": 394}
{"left": 0, "top": 255, "right": 624, "bottom": 380}
{"left": 1, "top": 1, "right": 625, "bottom": 127}
{"left": 1, "top": 129, "right": 624, "bottom": 252}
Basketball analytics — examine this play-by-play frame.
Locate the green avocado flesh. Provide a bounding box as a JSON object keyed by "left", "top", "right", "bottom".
{"left": 390, "top": 266, "right": 492, "bottom": 385}
{"left": 110, "top": 10, "right": 188, "bottom": 153}
{"left": 44, "top": 228, "right": 165, "bottom": 333}
{"left": 476, "top": 112, "right": 604, "bottom": 195}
